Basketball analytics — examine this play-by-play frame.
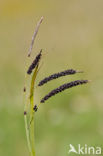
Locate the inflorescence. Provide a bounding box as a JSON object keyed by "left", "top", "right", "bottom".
{"left": 24, "top": 18, "right": 90, "bottom": 156}
{"left": 33, "top": 105, "right": 38, "bottom": 112}
{"left": 25, "top": 50, "right": 89, "bottom": 112}
{"left": 40, "top": 80, "right": 89, "bottom": 103}
{"left": 27, "top": 49, "right": 42, "bottom": 74}
{"left": 38, "top": 69, "right": 83, "bottom": 86}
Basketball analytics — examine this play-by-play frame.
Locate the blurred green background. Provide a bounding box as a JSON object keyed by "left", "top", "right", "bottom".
{"left": 0, "top": 0, "right": 103, "bottom": 156}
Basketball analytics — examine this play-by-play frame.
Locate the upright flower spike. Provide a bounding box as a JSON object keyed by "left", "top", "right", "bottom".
{"left": 28, "top": 16, "right": 44, "bottom": 57}
{"left": 38, "top": 69, "right": 83, "bottom": 86}
{"left": 27, "top": 49, "right": 42, "bottom": 75}
{"left": 40, "top": 80, "right": 89, "bottom": 103}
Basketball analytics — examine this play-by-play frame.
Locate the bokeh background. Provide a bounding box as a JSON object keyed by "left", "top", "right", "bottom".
{"left": 0, "top": 0, "right": 103, "bottom": 156}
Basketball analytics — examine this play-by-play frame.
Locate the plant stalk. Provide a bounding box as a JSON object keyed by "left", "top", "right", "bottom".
{"left": 30, "top": 96, "right": 35, "bottom": 156}
{"left": 29, "top": 66, "right": 39, "bottom": 156}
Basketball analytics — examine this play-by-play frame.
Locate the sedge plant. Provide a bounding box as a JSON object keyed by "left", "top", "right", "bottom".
{"left": 23, "top": 17, "right": 89, "bottom": 156}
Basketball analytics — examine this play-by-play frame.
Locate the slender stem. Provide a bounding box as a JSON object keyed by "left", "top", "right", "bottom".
{"left": 24, "top": 115, "right": 33, "bottom": 156}
{"left": 24, "top": 59, "right": 39, "bottom": 156}
{"left": 29, "top": 66, "right": 39, "bottom": 156}
{"left": 23, "top": 89, "right": 33, "bottom": 156}
{"left": 30, "top": 96, "right": 35, "bottom": 156}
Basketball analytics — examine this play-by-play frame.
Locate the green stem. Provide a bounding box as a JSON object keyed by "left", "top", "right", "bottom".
{"left": 23, "top": 91, "right": 33, "bottom": 156}
{"left": 29, "top": 66, "right": 38, "bottom": 156}
{"left": 24, "top": 115, "right": 33, "bottom": 156}
{"left": 30, "top": 96, "right": 35, "bottom": 156}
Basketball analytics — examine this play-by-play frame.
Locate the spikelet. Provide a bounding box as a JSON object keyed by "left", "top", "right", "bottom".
{"left": 24, "top": 111, "right": 27, "bottom": 115}
{"left": 23, "top": 86, "right": 26, "bottom": 92}
{"left": 40, "top": 80, "right": 89, "bottom": 103}
{"left": 33, "top": 105, "right": 38, "bottom": 112}
{"left": 27, "top": 49, "right": 42, "bottom": 74}
{"left": 38, "top": 69, "right": 83, "bottom": 86}
{"left": 28, "top": 16, "right": 44, "bottom": 57}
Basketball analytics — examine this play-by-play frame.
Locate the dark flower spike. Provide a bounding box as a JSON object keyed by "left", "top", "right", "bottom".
{"left": 27, "top": 49, "right": 42, "bottom": 74}
{"left": 23, "top": 86, "right": 26, "bottom": 92}
{"left": 38, "top": 69, "right": 83, "bottom": 86}
{"left": 24, "top": 111, "right": 27, "bottom": 115}
{"left": 40, "top": 80, "right": 89, "bottom": 103}
{"left": 33, "top": 105, "right": 38, "bottom": 112}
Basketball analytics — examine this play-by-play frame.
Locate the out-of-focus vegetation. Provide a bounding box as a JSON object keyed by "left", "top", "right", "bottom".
{"left": 0, "top": 0, "right": 103, "bottom": 156}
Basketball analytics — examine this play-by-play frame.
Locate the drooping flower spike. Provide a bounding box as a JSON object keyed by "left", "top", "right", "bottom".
{"left": 38, "top": 69, "right": 83, "bottom": 86}
{"left": 40, "top": 80, "right": 89, "bottom": 103}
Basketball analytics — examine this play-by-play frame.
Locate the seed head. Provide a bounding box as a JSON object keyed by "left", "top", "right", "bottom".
{"left": 40, "top": 80, "right": 89, "bottom": 103}
{"left": 38, "top": 69, "right": 83, "bottom": 86}
{"left": 27, "top": 49, "right": 42, "bottom": 74}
